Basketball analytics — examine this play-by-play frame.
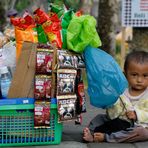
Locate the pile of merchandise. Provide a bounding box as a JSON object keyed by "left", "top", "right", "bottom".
{"left": 7, "top": 2, "right": 101, "bottom": 126}
{"left": 0, "top": 1, "right": 101, "bottom": 129}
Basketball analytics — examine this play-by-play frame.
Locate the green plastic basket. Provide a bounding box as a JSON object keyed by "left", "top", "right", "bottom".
{"left": 0, "top": 103, "right": 63, "bottom": 147}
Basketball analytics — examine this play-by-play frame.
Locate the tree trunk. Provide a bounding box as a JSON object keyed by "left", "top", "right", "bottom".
{"left": 128, "top": 28, "right": 148, "bottom": 52}
{"left": 97, "top": 0, "right": 119, "bottom": 56}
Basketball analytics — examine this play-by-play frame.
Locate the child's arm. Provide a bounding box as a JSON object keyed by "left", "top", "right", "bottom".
{"left": 134, "top": 99, "right": 148, "bottom": 123}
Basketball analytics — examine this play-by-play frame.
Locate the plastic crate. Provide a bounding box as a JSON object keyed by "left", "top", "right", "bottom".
{"left": 0, "top": 98, "right": 63, "bottom": 147}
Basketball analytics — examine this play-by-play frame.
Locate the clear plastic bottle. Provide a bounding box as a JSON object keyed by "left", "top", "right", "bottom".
{"left": 0, "top": 66, "right": 12, "bottom": 98}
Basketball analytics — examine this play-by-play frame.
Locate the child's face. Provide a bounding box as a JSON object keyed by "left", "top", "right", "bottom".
{"left": 125, "top": 61, "right": 148, "bottom": 92}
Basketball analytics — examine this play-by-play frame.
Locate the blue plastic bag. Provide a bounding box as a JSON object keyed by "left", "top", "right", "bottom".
{"left": 84, "top": 46, "right": 128, "bottom": 109}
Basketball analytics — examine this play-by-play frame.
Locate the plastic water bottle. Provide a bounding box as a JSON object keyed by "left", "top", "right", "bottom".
{"left": 0, "top": 66, "right": 12, "bottom": 98}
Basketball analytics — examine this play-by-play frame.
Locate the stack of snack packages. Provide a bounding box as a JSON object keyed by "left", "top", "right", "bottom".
{"left": 56, "top": 50, "right": 86, "bottom": 123}
{"left": 10, "top": 6, "right": 87, "bottom": 126}
{"left": 34, "top": 44, "right": 54, "bottom": 128}
{"left": 33, "top": 8, "right": 86, "bottom": 125}
{"left": 34, "top": 44, "right": 86, "bottom": 127}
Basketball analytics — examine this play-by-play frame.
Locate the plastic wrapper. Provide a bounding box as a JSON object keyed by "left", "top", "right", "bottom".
{"left": 42, "top": 12, "right": 62, "bottom": 48}
{"left": 57, "top": 69, "right": 77, "bottom": 95}
{"left": 57, "top": 95, "right": 77, "bottom": 122}
{"left": 36, "top": 48, "right": 53, "bottom": 74}
{"left": 75, "top": 69, "right": 86, "bottom": 114}
{"left": 0, "top": 41, "right": 16, "bottom": 74}
{"left": 67, "top": 15, "right": 102, "bottom": 53}
{"left": 11, "top": 11, "right": 35, "bottom": 29}
{"left": 34, "top": 8, "right": 62, "bottom": 48}
{"left": 14, "top": 26, "right": 37, "bottom": 59}
{"left": 57, "top": 50, "right": 75, "bottom": 69}
{"left": 84, "top": 46, "right": 128, "bottom": 109}
{"left": 49, "top": 2, "right": 65, "bottom": 18}
{"left": 34, "top": 8, "right": 49, "bottom": 24}
{"left": 34, "top": 75, "right": 52, "bottom": 100}
{"left": 36, "top": 25, "right": 48, "bottom": 43}
{"left": 57, "top": 49, "right": 85, "bottom": 69}
{"left": 34, "top": 101, "right": 50, "bottom": 128}
{"left": 11, "top": 12, "right": 37, "bottom": 59}
{"left": 61, "top": 10, "right": 74, "bottom": 49}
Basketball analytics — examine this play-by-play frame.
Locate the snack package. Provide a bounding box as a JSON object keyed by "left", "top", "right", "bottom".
{"left": 36, "top": 25, "right": 48, "bottom": 44}
{"left": 33, "top": 8, "right": 50, "bottom": 24}
{"left": 75, "top": 69, "right": 86, "bottom": 114}
{"left": 57, "top": 49, "right": 85, "bottom": 69}
{"left": 36, "top": 48, "right": 53, "bottom": 75}
{"left": 57, "top": 95, "right": 77, "bottom": 122}
{"left": 57, "top": 50, "right": 75, "bottom": 69}
{"left": 73, "top": 54, "right": 85, "bottom": 69}
{"left": 34, "top": 75, "right": 52, "bottom": 100}
{"left": 15, "top": 26, "right": 37, "bottom": 59}
{"left": 34, "top": 8, "right": 62, "bottom": 48}
{"left": 14, "top": 27, "right": 37, "bottom": 59}
{"left": 77, "top": 82, "right": 86, "bottom": 113}
{"left": 34, "top": 101, "right": 50, "bottom": 128}
{"left": 57, "top": 69, "right": 77, "bottom": 95}
{"left": 11, "top": 12, "right": 37, "bottom": 59}
{"left": 11, "top": 11, "right": 35, "bottom": 29}
{"left": 42, "top": 12, "right": 62, "bottom": 48}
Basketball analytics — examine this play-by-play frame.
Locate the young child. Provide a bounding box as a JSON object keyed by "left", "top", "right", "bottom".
{"left": 83, "top": 50, "right": 148, "bottom": 143}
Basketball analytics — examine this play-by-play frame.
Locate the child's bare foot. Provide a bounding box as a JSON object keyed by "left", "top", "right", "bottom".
{"left": 83, "top": 127, "right": 94, "bottom": 142}
{"left": 94, "top": 132, "right": 105, "bottom": 142}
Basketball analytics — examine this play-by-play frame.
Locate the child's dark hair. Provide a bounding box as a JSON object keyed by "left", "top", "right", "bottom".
{"left": 124, "top": 50, "right": 148, "bottom": 72}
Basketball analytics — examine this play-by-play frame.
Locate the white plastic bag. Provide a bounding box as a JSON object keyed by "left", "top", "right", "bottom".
{"left": 0, "top": 41, "right": 16, "bottom": 75}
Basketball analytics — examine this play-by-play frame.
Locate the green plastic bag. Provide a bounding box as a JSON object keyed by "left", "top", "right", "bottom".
{"left": 61, "top": 10, "right": 74, "bottom": 49}
{"left": 67, "top": 15, "right": 102, "bottom": 53}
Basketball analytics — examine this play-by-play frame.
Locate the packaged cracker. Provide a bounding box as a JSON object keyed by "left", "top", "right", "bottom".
{"left": 57, "top": 95, "right": 77, "bottom": 122}
{"left": 36, "top": 48, "right": 53, "bottom": 74}
{"left": 34, "top": 101, "right": 50, "bottom": 128}
{"left": 34, "top": 75, "right": 52, "bottom": 100}
{"left": 57, "top": 69, "right": 77, "bottom": 95}
{"left": 57, "top": 50, "right": 75, "bottom": 69}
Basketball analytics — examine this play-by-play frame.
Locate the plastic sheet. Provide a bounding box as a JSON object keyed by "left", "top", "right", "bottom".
{"left": 84, "top": 46, "right": 128, "bottom": 108}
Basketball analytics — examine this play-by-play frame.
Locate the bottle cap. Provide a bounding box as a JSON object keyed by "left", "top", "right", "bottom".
{"left": 0, "top": 66, "right": 9, "bottom": 74}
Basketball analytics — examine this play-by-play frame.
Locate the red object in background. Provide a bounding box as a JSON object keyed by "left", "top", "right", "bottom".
{"left": 33, "top": 8, "right": 50, "bottom": 24}
{"left": 75, "top": 10, "right": 83, "bottom": 17}
{"left": 11, "top": 12, "right": 35, "bottom": 29}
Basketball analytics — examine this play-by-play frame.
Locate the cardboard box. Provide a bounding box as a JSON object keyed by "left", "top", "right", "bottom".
{"left": 8, "top": 41, "right": 37, "bottom": 98}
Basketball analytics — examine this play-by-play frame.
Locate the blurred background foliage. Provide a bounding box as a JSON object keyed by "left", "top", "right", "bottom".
{"left": 15, "top": 0, "right": 31, "bottom": 12}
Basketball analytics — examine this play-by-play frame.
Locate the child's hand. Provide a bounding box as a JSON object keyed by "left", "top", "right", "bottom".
{"left": 126, "top": 111, "right": 137, "bottom": 121}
